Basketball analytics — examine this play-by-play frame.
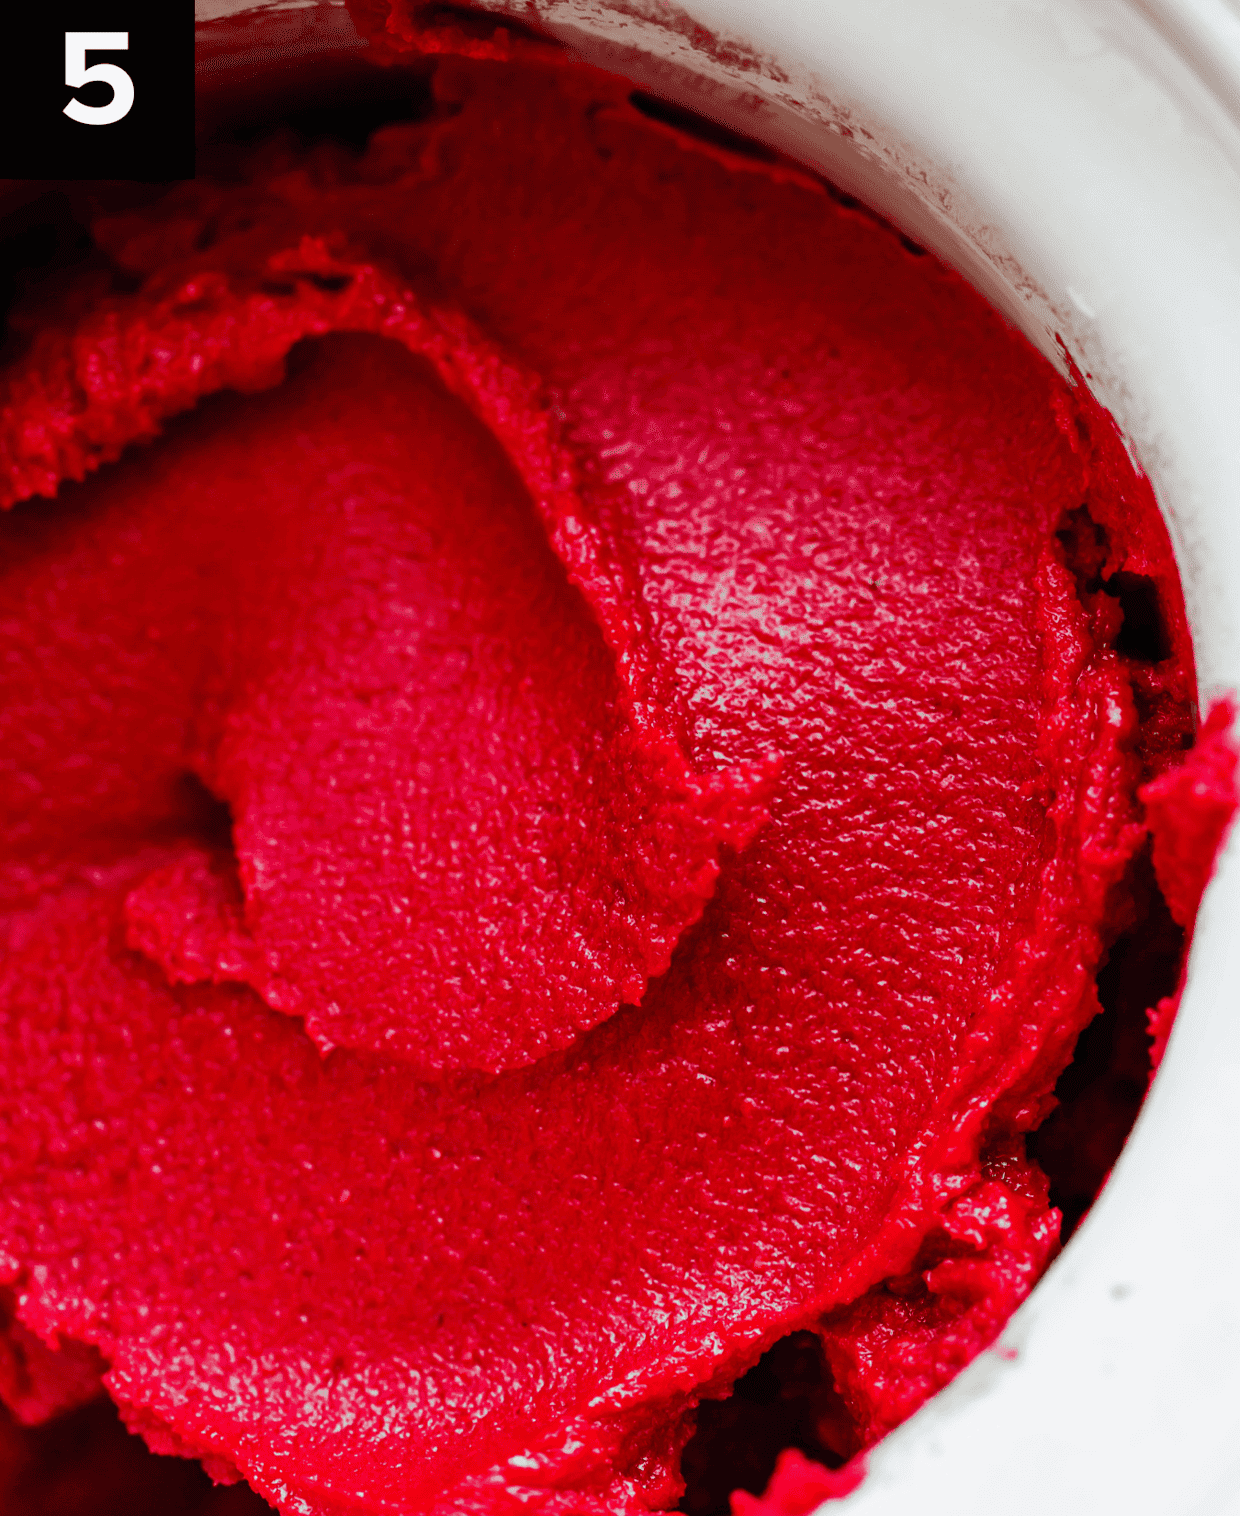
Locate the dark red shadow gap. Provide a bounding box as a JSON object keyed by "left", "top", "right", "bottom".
{"left": 1031, "top": 851, "right": 1183, "bottom": 1237}
{"left": 679, "top": 1333, "right": 848, "bottom": 1516}
{"left": 0, "top": 1399, "right": 274, "bottom": 1516}
{"left": 627, "top": 90, "right": 780, "bottom": 164}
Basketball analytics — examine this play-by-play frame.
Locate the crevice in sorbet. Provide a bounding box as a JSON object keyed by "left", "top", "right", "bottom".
{"left": 626, "top": 92, "right": 780, "bottom": 165}
{"left": 201, "top": 54, "right": 441, "bottom": 165}
{"left": 677, "top": 1334, "right": 848, "bottom": 1516}
{"left": 1020, "top": 494, "right": 1189, "bottom": 1231}
{"left": 1107, "top": 573, "right": 1172, "bottom": 665}
{"left": 1055, "top": 502, "right": 1111, "bottom": 591}
{"left": 173, "top": 774, "right": 237, "bottom": 856}
{"left": 0, "top": 187, "right": 172, "bottom": 371}
{"left": 0, "top": 198, "right": 93, "bottom": 352}
{"left": 238, "top": 71, "right": 436, "bottom": 152}
{"left": 0, "top": 1395, "right": 273, "bottom": 1516}
{"left": 1030, "top": 849, "right": 1182, "bottom": 1237}
{"left": 1055, "top": 504, "right": 1174, "bottom": 668}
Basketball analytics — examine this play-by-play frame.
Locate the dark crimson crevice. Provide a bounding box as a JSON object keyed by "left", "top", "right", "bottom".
{"left": 172, "top": 773, "right": 237, "bottom": 856}
{"left": 1107, "top": 572, "right": 1171, "bottom": 664}
{"left": 0, "top": 1398, "right": 273, "bottom": 1516}
{"left": 1030, "top": 851, "right": 1183, "bottom": 1237}
{"left": 1030, "top": 501, "right": 1187, "bottom": 1234}
{"left": 217, "top": 64, "right": 437, "bottom": 151}
{"left": 627, "top": 91, "right": 780, "bottom": 164}
{"left": 678, "top": 1333, "right": 848, "bottom": 1516}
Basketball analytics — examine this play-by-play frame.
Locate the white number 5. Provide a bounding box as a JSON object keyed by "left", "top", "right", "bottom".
{"left": 64, "top": 32, "right": 134, "bottom": 126}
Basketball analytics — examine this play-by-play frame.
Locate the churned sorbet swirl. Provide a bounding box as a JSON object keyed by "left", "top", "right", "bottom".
{"left": 0, "top": 27, "right": 1236, "bottom": 1516}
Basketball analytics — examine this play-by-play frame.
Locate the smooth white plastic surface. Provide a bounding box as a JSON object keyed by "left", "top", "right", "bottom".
{"left": 195, "top": 3, "right": 1240, "bottom": 1510}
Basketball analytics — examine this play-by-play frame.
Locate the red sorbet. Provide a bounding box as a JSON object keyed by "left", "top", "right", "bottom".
{"left": 0, "top": 35, "right": 1232, "bottom": 1516}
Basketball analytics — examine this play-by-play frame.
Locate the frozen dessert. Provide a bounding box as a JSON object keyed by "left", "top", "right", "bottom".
{"left": 0, "top": 14, "right": 1235, "bottom": 1515}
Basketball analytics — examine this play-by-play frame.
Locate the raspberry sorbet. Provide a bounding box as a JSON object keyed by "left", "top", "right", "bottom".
{"left": 0, "top": 12, "right": 1236, "bottom": 1516}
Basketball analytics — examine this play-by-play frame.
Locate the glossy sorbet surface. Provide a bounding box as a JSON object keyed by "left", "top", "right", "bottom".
{"left": 0, "top": 33, "right": 1234, "bottom": 1516}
